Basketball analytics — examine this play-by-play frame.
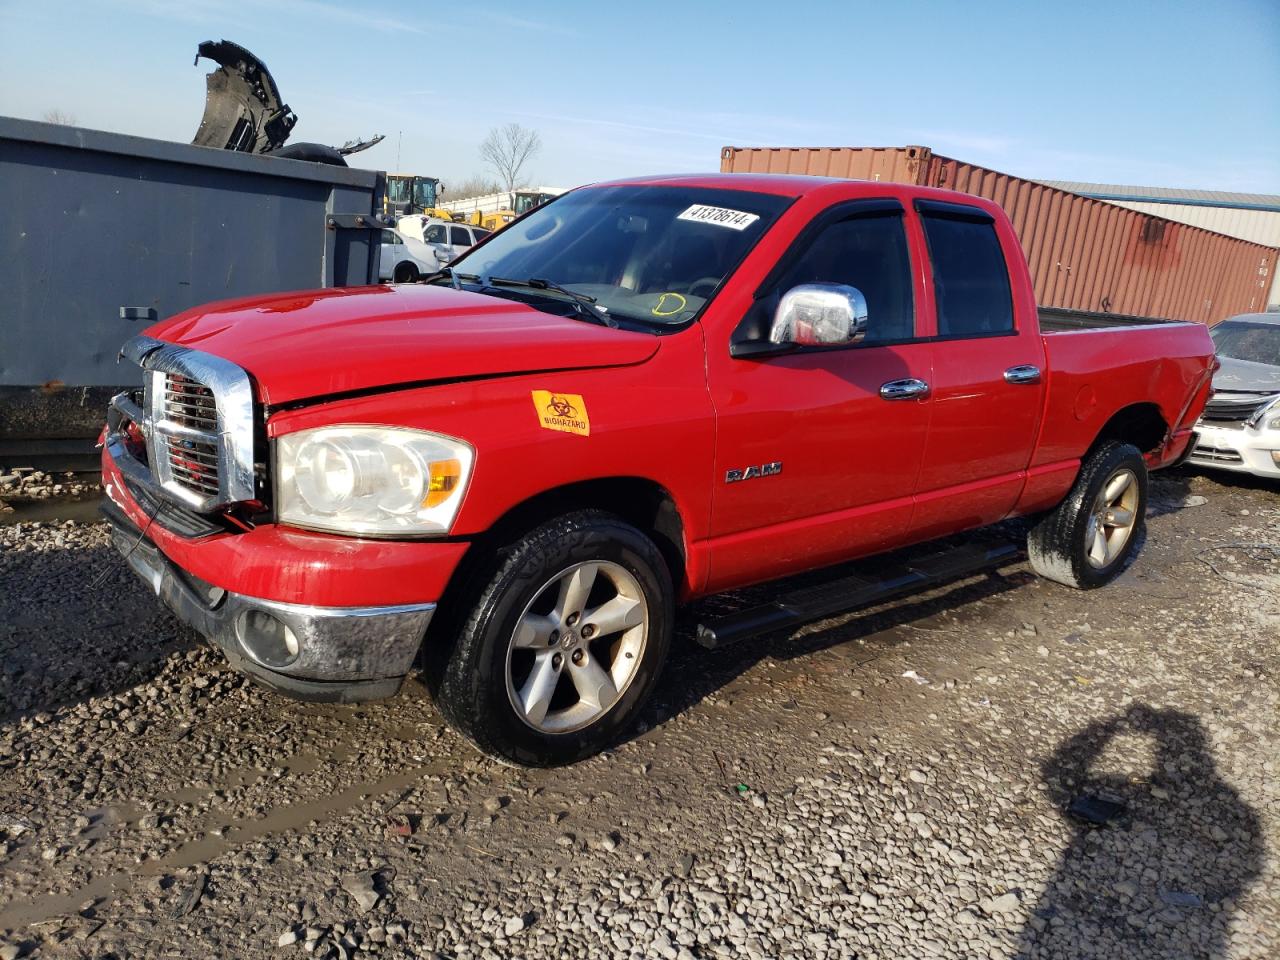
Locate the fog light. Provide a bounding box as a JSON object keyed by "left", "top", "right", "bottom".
{"left": 237, "top": 609, "right": 300, "bottom": 668}
{"left": 1271, "top": 451, "right": 1280, "bottom": 466}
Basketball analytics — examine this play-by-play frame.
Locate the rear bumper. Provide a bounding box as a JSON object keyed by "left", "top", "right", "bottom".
{"left": 1187, "top": 422, "right": 1280, "bottom": 479}
{"left": 103, "top": 500, "right": 434, "bottom": 701}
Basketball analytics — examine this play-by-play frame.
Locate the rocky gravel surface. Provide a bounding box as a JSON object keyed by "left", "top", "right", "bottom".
{"left": 0, "top": 470, "right": 98, "bottom": 509}
{"left": 0, "top": 469, "right": 1276, "bottom": 959}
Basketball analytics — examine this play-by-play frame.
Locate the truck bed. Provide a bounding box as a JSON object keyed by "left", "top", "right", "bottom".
{"left": 1038, "top": 306, "right": 1187, "bottom": 333}
{"left": 1032, "top": 315, "right": 1214, "bottom": 469}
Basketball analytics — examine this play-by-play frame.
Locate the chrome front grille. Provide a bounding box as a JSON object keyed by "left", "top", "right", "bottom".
{"left": 165, "top": 374, "right": 218, "bottom": 431}
{"left": 113, "top": 335, "right": 257, "bottom": 513}
{"left": 1199, "top": 392, "right": 1278, "bottom": 426}
{"left": 162, "top": 374, "right": 222, "bottom": 498}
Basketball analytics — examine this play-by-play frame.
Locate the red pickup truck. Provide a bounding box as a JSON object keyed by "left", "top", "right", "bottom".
{"left": 101, "top": 174, "right": 1214, "bottom": 765}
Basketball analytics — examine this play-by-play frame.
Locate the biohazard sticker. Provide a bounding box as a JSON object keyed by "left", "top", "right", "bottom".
{"left": 677, "top": 204, "right": 760, "bottom": 231}
{"left": 531, "top": 390, "right": 590, "bottom": 436}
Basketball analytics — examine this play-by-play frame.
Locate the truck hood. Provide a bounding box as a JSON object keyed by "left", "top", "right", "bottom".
{"left": 1213, "top": 355, "right": 1280, "bottom": 395}
{"left": 146, "top": 285, "right": 660, "bottom": 406}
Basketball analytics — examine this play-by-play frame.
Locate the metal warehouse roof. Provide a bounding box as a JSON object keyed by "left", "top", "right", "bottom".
{"left": 1039, "top": 181, "right": 1280, "bottom": 213}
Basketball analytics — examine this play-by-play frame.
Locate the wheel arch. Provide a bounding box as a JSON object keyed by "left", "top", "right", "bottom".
{"left": 1087, "top": 402, "right": 1169, "bottom": 458}
{"left": 477, "top": 476, "right": 688, "bottom": 592}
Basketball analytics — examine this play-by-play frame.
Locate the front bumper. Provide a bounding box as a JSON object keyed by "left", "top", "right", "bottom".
{"left": 103, "top": 500, "right": 435, "bottom": 701}
{"left": 1187, "top": 422, "right": 1280, "bottom": 479}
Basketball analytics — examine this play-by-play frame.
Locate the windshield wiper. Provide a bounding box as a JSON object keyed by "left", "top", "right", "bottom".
{"left": 485, "top": 276, "right": 618, "bottom": 328}
{"left": 422, "top": 266, "right": 462, "bottom": 289}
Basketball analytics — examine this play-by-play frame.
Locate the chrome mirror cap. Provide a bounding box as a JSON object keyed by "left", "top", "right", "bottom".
{"left": 769, "top": 283, "right": 869, "bottom": 348}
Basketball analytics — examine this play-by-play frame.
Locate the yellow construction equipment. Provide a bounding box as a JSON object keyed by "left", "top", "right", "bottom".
{"left": 383, "top": 173, "right": 451, "bottom": 219}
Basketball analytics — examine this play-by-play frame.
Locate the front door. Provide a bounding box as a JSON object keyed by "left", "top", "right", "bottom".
{"left": 705, "top": 201, "right": 934, "bottom": 593}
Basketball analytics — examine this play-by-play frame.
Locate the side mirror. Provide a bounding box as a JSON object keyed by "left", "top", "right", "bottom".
{"left": 769, "top": 283, "right": 869, "bottom": 348}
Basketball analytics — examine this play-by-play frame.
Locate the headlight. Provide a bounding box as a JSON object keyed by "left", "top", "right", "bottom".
{"left": 1250, "top": 398, "right": 1280, "bottom": 431}
{"left": 276, "top": 426, "right": 473, "bottom": 536}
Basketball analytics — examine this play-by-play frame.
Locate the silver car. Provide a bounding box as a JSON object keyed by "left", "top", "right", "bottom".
{"left": 1189, "top": 312, "right": 1280, "bottom": 479}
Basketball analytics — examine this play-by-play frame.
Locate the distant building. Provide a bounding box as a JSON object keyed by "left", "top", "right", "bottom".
{"left": 1040, "top": 182, "right": 1280, "bottom": 311}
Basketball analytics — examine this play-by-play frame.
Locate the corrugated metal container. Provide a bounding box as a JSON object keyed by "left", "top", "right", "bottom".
{"left": 1072, "top": 200, "right": 1280, "bottom": 308}
{"left": 1101, "top": 202, "right": 1280, "bottom": 309}
{"left": 720, "top": 146, "right": 1278, "bottom": 325}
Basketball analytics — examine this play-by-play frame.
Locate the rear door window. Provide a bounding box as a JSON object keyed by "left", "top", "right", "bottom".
{"left": 919, "top": 206, "right": 1014, "bottom": 337}
{"left": 449, "top": 226, "right": 471, "bottom": 246}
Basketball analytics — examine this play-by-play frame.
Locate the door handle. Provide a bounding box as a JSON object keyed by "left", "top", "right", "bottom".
{"left": 879, "top": 378, "right": 930, "bottom": 401}
{"left": 1004, "top": 364, "right": 1042, "bottom": 385}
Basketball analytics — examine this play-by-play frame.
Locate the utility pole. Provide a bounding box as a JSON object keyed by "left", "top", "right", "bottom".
{"left": 396, "top": 130, "right": 402, "bottom": 170}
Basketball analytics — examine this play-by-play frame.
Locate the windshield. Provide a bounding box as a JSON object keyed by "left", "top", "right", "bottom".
{"left": 412, "top": 179, "right": 438, "bottom": 209}
{"left": 386, "top": 178, "right": 411, "bottom": 205}
{"left": 448, "top": 184, "right": 792, "bottom": 326}
{"left": 1211, "top": 319, "right": 1280, "bottom": 367}
{"left": 514, "top": 192, "right": 553, "bottom": 215}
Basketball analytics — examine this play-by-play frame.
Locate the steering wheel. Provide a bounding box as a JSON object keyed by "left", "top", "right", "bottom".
{"left": 687, "top": 276, "right": 720, "bottom": 298}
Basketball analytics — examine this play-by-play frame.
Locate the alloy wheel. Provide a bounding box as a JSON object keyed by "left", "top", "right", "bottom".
{"left": 504, "top": 561, "right": 648, "bottom": 734}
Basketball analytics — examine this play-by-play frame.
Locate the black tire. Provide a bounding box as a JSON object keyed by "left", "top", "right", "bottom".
{"left": 1027, "top": 441, "right": 1148, "bottom": 589}
{"left": 393, "top": 262, "right": 420, "bottom": 283}
{"left": 433, "top": 511, "right": 674, "bottom": 766}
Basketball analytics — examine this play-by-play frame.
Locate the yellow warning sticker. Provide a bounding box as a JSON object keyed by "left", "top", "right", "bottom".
{"left": 531, "top": 390, "right": 590, "bottom": 437}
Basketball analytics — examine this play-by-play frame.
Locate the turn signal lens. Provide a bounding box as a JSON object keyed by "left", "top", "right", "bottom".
{"left": 425, "top": 458, "right": 462, "bottom": 507}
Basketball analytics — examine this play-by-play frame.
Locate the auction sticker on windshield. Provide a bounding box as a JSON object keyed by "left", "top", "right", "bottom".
{"left": 677, "top": 204, "right": 760, "bottom": 231}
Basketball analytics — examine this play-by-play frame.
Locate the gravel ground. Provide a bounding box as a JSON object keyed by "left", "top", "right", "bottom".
{"left": 0, "top": 470, "right": 98, "bottom": 508}
{"left": 0, "top": 469, "right": 1276, "bottom": 959}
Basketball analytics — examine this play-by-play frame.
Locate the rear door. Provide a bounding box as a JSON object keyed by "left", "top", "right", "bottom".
{"left": 907, "top": 200, "right": 1046, "bottom": 541}
{"left": 705, "top": 200, "right": 934, "bottom": 592}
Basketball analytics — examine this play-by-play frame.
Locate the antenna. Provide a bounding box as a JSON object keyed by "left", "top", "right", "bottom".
{"left": 396, "top": 130, "right": 402, "bottom": 170}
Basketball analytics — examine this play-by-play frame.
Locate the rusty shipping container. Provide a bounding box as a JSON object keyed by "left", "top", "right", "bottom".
{"left": 720, "top": 146, "right": 1277, "bottom": 325}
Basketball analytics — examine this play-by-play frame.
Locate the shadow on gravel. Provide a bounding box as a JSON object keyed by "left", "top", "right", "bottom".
{"left": 1147, "top": 472, "right": 1194, "bottom": 520}
{"left": 0, "top": 539, "right": 194, "bottom": 725}
{"left": 1172, "top": 464, "right": 1280, "bottom": 496}
{"left": 1018, "top": 704, "right": 1263, "bottom": 960}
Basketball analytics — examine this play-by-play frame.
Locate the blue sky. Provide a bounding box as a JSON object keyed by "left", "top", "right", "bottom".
{"left": 2, "top": 0, "right": 1277, "bottom": 195}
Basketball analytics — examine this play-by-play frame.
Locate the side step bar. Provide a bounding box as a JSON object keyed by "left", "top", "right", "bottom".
{"left": 695, "top": 541, "right": 1021, "bottom": 649}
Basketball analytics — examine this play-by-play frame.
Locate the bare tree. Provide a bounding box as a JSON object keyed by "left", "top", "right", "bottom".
{"left": 42, "top": 109, "right": 77, "bottom": 126}
{"left": 449, "top": 174, "right": 504, "bottom": 200}
{"left": 479, "top": 123, "right": 542, "bottom": 194}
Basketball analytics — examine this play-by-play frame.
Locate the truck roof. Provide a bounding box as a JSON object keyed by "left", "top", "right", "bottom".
{"left": 588, "top": 172, "right": 1001, "bottom": 210}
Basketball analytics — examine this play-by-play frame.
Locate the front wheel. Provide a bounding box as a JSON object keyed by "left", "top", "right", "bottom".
{"left": 433, "top": 511, "right": 673, "bottom": 766}
{"left": 393, "top": 261, "right": 420, "bottom": 283}
{"left": 1028, "top": 441, "right": 1148, "bottom": 589}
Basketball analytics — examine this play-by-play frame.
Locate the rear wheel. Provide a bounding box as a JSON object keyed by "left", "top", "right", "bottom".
{"left": 433, "top": 511, "right": 673, "bottom": 766}
{"left": 1028, "top": 441, "right": 1147, "bottom": 589}
{"left": 393, "top": 262, "right": 420, "bottom": 283}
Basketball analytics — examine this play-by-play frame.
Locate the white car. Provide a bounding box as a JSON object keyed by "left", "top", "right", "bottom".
{"left": 377, "top": 229, "right": 439, "bottom": 283}
{"left": 395, "top": 216, "right": 490, "bottom": 267}
{"left": 1188, "top": 313, "right": 1280, "bottom": 480}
